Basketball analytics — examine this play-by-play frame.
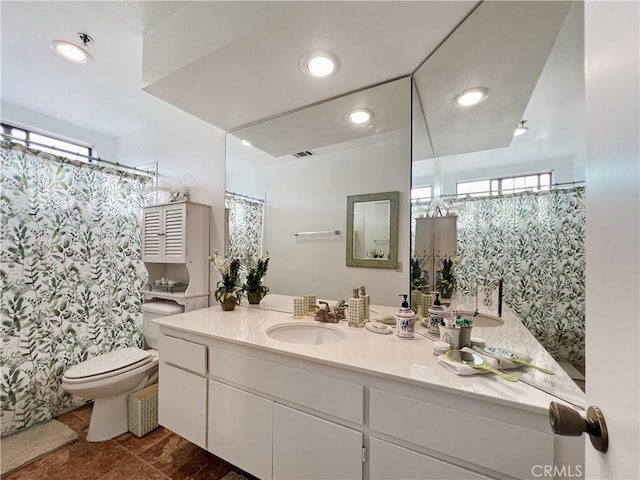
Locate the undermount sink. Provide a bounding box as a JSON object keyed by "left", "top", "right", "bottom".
{"left": 266, "top": 323, "right": 346, "bottom": 345}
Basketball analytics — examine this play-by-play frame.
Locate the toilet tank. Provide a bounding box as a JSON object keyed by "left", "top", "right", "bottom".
{"left": 142, "top": 300, "right": 184, "bottom": 349}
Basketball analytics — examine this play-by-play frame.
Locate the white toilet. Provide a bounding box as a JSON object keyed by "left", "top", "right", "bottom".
{"left": 62, "top": 300, "right": 183, "bottom": 442}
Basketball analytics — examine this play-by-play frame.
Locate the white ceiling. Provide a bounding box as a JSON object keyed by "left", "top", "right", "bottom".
{"left": 1, "top": 0, "right": 584, "bottom": 167}
{"left": 1, "top": 1, "right": 479, "bottom": 138}
{"left": 142, "top": 1, "right": 479, "bottom": 131}
{"left": 1, "top": 1, "right": 188, "bottom": 137}
{"left": 413, "top": 0, "right": 571, "bottom": 157}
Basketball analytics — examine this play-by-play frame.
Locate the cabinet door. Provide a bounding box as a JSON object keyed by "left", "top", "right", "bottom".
{"left": 142, "top": 206, "right": 163, "bottom": 263}
{"left": 158, "top": 362, "right": 207, "bottom": 449}
{"left": 208, "top": 381, "right": 272, "bottom": 480}
{"left": 162, "top": 203, "right": 186, "bottom": 263}
{"left": 369, "top": 438, "right": 489, "bottom": 480}
{"left": 273, "top": 403, "right": 362, "bottom": 480}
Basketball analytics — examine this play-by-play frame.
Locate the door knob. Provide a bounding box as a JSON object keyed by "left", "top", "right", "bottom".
{"left": 549, "top": 401, "right": 609, "bottom": 453}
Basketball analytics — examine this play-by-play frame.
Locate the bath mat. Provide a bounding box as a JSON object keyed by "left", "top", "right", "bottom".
{"left": 221, "top": 471, "right": 249, "bottom": 480}
{"left": 1, "top": 419, "right": 78, "bottom": 475}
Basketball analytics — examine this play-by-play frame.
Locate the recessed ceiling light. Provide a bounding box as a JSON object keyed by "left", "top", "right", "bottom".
{"left": 51, "top": 40, "right": 91, "bottom": 63}
{"left": 346, "top": 108, "right": 373, "bottom": 125}
{"left": 50, "top": 33, "right": 93, "bottom": 64}
{"left": 241, "top": 139, "right": 252, "bottom": 147}
{"left": 514, "top": 120, "right": 529, "bottom": 136}
{"left": 301, "top": 52, "right": 338, "bottom": 78}
{"left": 453, "top": 87, "right": 490, "bottom": 107}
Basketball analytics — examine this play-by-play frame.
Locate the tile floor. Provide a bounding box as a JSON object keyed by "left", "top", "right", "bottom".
{"left": 4, "top": 404, "right": 257, "bottom": 480}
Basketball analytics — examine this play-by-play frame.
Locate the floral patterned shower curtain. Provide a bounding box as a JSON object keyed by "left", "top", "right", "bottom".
{"left": 226, "top": 193, "right": 265, "bottom": 282}
{"left": 450, "top": 187, "right": 585, "bottom": 365}
{"left": 0, "top": 142, "right": 150, "bottom": 435}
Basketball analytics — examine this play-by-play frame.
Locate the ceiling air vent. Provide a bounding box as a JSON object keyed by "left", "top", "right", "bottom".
{"left": 292, "top": 150, "right": 316, "bottom": 158}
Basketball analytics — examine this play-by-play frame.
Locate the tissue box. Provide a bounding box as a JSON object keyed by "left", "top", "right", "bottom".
{"left": 128, "top": 383, "right": 158, "bottom": 437}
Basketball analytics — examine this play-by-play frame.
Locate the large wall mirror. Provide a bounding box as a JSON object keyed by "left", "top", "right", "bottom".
{"left": 346, "top": 191, "right": 399, "bottom": 269}
{"left": 225, "top": 1, "right": 585, "bottom": 369}
{"left": 411, "top": 1, "right": 585, "bottom": 367}
{"left": 226, "top": 78, "right": 411, "bottom": 307}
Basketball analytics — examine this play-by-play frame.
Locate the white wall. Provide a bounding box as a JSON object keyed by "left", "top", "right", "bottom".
{"left": 115, "top": 109, "right": 226, "bottom": 293}
{"left": 584, "top": 1, "right": 639, "bottom": 477}
{"left": 227, "top": 130, "right": 411, "bottom": 307}
{"left": 1, "top": 102, "right": 117, "bottom": 160}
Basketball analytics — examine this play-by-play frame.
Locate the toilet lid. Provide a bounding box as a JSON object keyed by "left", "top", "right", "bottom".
{"left": 64, "top": 347, "right": 153, "bottom": 380}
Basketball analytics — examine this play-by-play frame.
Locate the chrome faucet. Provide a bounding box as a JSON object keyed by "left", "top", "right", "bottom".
{"left": 314, "top": 301, "right": 340, "bottom": 323}
{"left": 333, "top": 300, "right": 347, "bottom": 320}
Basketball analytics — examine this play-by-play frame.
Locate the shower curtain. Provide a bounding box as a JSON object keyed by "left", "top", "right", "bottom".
{"left": 451, "top": 187, "right": 585, "bottom": 365}
{"left": 226, "top": 193, "right": 265, "bottom": 282}
{"left": 0, "top": 142, "right": 150, "bottom": 435}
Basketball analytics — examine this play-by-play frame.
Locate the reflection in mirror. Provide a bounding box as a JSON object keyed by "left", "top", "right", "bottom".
{"left": 411, "top": 2, "right": 585, "bottom": 369}
{"left": 226, "top": 78, "right": 411, "bottom": 306}
{"left": 346, "top": 191, "right": 399, "bottom": 269}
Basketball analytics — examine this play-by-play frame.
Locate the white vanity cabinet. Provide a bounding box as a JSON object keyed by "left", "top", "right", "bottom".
{"left": 273, "top": 404, "right": 363, "bottom": 480}
{"left": 157, "top": 335, "right": 208, "bottom": 449}
{"left": 208, "top": 381, "right": 273, "bottom": 480}
{"left": 368, "top": 388, "right": 553, "bottom": 479}
{"left": 206, "top": 382, "right": 363, "bottom": 480}
{"left": 156, "top": 313, "right": 583, "bottom": 480}
{"left": 369, "top": 438, "right": 489, "bottom": 480}
{"left": 142, "top": 201, "right": 210, "bottom": 311}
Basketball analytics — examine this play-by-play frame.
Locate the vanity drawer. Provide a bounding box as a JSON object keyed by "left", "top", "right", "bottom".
{"left": 369, "top": 389, "right": 552, "bottom": 479}
{"left": 159, "top": 335, "right": 207, "bottom": 375}
{"left": 209, "top": 347, "right": 363, "bottom": 424}
{"left": 370, "top": 437, "right": 490, "bottom": 480}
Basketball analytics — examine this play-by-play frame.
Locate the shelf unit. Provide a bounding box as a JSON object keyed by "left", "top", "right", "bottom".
{"left": 142, "top": 201, "right": 211, "bottom": 312}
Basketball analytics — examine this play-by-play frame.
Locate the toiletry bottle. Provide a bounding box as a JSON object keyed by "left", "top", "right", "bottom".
{"left": 348, "top": 288, "right": 365, "bottom": 327}
{"left": 359, "top": 285, "right": 370, "bottom": 321}
{"left": 396, "top": 294, "right": 415, "bottom": 339}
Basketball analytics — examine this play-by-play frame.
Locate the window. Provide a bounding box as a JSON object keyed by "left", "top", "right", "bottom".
{"left": 456, "top": 172, "right": 552, "bottom": 197}
{"left": 411, "top": 186, "right": 432, "bottom": 204}
{"left": 1, "top": 123, "right": 93, "bottom": 160}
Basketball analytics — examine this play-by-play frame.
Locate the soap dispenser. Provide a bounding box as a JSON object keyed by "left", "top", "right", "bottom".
{"left": 396, "top": 294, "right": 415, "bottom": 339}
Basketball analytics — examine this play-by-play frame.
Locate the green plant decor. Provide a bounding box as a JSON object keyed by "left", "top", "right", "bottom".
{"left": 436, "top": 254, "right": 462, "bottom": 298}
{"left": 210, "top": 253, "right": 242, "bottom": 305}
{"left": 411, "top": 250, "right": 431, "bottom": 291}
{"left": 243, "top": 254, "right": 269, "bottom": 301}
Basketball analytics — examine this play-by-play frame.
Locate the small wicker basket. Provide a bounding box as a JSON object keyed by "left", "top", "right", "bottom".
{"left": 128, "top": 383, "right": 159, "bottom": 437}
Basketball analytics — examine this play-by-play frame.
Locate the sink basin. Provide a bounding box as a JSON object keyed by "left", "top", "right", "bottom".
{"left": 266, "top": 323, "right": 346, "bottom": 345}
{"left": 458, "top": 310, "right": 504, "bottom": 328}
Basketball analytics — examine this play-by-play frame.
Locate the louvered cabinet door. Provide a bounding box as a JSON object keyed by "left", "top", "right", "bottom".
{"left": 162, "top": 203, "right": 187, "bottom": 263}
{"left": 142, "top": 206, "right": 164, "bottom": 263}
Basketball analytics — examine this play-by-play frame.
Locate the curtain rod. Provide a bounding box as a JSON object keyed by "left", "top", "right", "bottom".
{"left": 1, "top": 132, "right": 156, "bottom": 178}
{"left": 423, "top": 181, "right": 586, "bottom": 201}
{"left": 226, "top": 191, "right": 265, "bottom": 203}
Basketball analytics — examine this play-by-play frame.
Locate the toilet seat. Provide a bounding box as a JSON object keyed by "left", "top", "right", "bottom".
{"left": 63, "top": 347, "right": 154, "bottom": 384}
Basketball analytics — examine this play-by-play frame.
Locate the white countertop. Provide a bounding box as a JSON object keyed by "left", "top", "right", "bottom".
{"left": 153, "top": 294, "right": 585, "bottom": 415}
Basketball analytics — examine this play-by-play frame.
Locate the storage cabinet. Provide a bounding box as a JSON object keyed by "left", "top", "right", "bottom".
{"left": 208, "top": 381, "right": 273, "bottom": 480}
{"left": 414, "top": 215, "right": 457, "bottom": 288}
{"left": 157, "top": 327, "right": 575, "bottom": 480}
{"left": 142, "top": 201, "right": 210, "bottom": 311}
{"left": 158, "top": 362, "right": 207, "bottom": 449}
{"left": 143, "top": 203, "right": 187, "bottom": 263}
{"left": 273, "top": 403, "right": 363, "bottom": 480}
{"left": 369, "top": 388, "right": 552, "bottom": 479}
{"left": 158, "top": 335, "right": 208, "bottom": 448}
